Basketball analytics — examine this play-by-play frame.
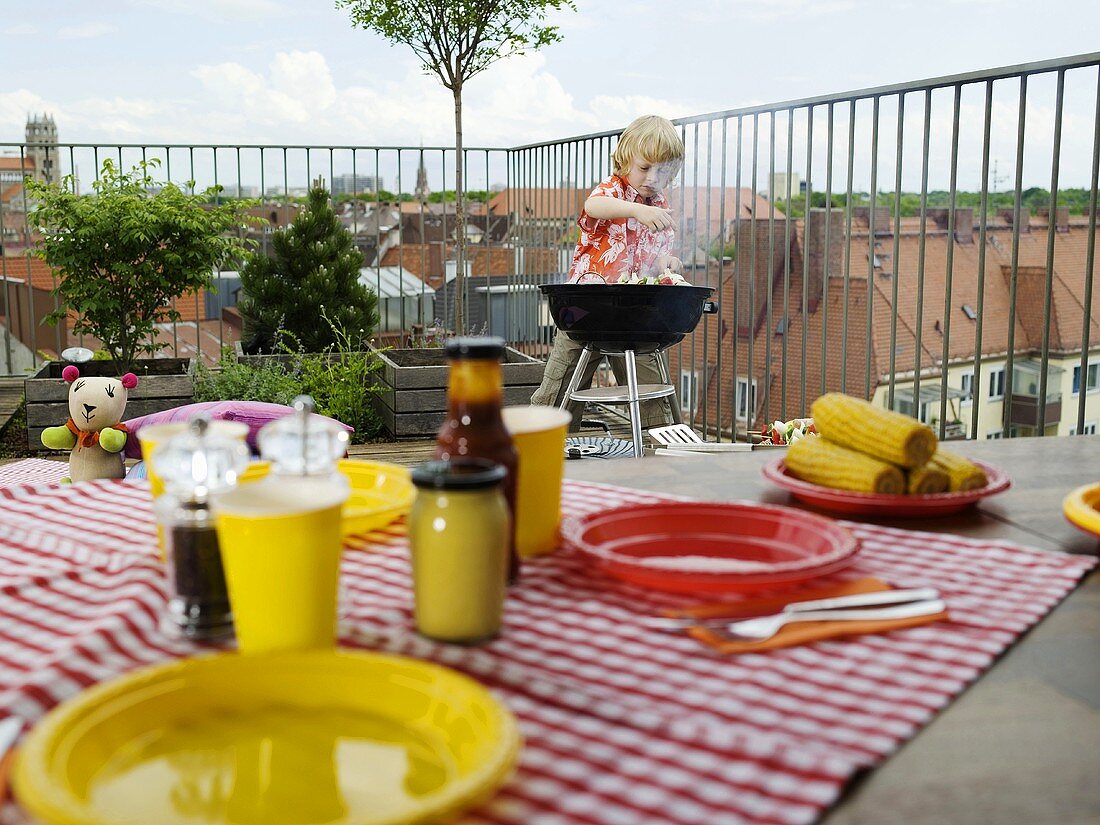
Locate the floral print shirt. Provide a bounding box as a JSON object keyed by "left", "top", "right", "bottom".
{"left": 568, "top": 175, "right": 674, "bottom": 283}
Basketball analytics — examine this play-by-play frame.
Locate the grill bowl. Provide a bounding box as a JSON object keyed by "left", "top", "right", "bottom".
{"left": 540, "top": 283, "right": 715, "bottom": 353}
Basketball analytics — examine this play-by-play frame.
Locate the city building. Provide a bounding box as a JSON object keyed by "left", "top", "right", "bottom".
{"left": 676, "top": 206, "right": 1100, "bottom": 440}
{"left": 331, "top": 172, "right": 382, "bottom": 196}
{"left": 24, "top": 114, "right": 60, "bottom": 187}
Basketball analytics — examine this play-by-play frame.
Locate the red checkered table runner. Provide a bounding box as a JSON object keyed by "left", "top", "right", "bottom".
{"left": 0, "top": 459, "right": 1095, "bottom": 825}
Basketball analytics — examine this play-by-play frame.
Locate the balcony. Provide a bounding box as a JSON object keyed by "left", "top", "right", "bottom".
{"left": 1008, "top": 359, "right": 1064, "bottom": 430}
{"left": 2, "top": 52, "right": 1099, "bottom": 441}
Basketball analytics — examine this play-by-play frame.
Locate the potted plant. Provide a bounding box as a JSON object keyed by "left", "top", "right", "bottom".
{"left": 23, "top": 158, "right": 256, "bottom": 448}
{"left": 236, "top": 180, "right": 378, "bottom": 355}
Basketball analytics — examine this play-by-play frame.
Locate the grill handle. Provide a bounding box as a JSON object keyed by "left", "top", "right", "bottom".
{"left": 702, "top": 301, "right": 719, "bottom": 314}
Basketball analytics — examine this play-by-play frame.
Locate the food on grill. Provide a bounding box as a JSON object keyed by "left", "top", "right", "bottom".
{"left": 764, "top": 417, "right": 816, "bottom": 445}
{"left": 785, "top": 435, "right": 905, "bottom": 494}
{"left": 927, "top": 449, "right": 988, "bottom": 491}
{"left": 811, "top": 392, "right": 937, "bottom": 469}
{"left": 906, "top": 462, "right": 950, "bottom": 494}
{"left": 623, "top": 269, "right": 691, "bottom": 286}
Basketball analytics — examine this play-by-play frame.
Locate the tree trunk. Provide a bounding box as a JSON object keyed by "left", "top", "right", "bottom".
{"left": 453, "top": 84, "right": 466, "bottom": 335}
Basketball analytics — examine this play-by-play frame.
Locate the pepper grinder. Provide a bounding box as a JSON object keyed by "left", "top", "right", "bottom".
{"left": 151, "top": 414, "right": 251, "bottom": 641}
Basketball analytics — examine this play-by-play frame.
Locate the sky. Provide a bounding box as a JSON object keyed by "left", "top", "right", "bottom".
{"left": 2, "top": 0, "right": 1098, "bottom": 191}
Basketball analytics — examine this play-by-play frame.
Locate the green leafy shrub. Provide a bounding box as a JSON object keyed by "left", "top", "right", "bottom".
{"left": 192, "top": 313, "right": 387, "bottom": 444}
{"left": 238, "top": 182, "right": 379, "bottom": 354}
{"left": 27, "top": 159, "right": 256, "bottom": 370}
{"left": 192, "top": 349, "right": 301, "bottom": 406}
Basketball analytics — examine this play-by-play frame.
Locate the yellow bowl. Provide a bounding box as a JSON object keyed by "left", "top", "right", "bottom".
{"left": 1062, "top": 481, "right": 1100, "bottom": 538}
{"left": 239, "top": 459, "right": 414, "bottom": 537}
{"left": 14, "top": 650, "right": 521, "bottom": 825}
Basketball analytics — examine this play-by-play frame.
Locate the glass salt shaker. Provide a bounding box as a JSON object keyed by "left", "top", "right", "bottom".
{"left": 151, "top": 415, "right": 251, "bottom": 641}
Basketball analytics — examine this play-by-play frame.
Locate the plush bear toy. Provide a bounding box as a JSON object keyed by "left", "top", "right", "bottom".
{"left": 41, "top": 366, "right": 139, "bottom": 483}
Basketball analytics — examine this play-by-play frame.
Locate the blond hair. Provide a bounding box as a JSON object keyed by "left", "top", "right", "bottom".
{"left": 611, "top": 115, "right": 684, "bottom": 176}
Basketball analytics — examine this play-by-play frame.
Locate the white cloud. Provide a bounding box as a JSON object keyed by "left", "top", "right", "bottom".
{"left": 3, "top": 24, "right": 37, "bottom": 35}
{"left": 684, "top": 0, "right": 856, "bottom": 23}
{"left": 189, "top": 51, "right": 601, "bottom": 146}
{"left": 132, "top": 0, "right": 286, "bottom": 20}
{"left": 0, "top": 90, "right": 54, "bottom": 134}
{"left": 1, "top": 48, "right": 714, "bottom": 153}
{"left": 58, "top": 22, "right": 119, "bottom": 40}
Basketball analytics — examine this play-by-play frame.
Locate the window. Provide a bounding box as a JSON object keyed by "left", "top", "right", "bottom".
{"left": 961, "top": 304, "right": 978, "bottom": 320}
{"left": 679, "top": 370, "right": 698, "bottom": 412}
{"left": 986, "top": 430, "right": 1003, "bottom": 439}
{"left": 1072, "top": 363, "right": 1099, "bottom": 395}
{"left": 736, "top": 377, "right": 757, "bottom": 421}
{"left": 1070, "top": 422, "right": 1098, "bottom": 435}
{"left": 988, "top": 367, "right": 1005, "bottom": 400}
{"left": 960, "top": 372, "right": 974, "bottom": 404}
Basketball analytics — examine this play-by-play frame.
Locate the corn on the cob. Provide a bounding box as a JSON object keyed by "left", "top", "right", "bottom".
{"left": 786, "top": 434, "right": 906, "bottom": 494}
{"left": 906, "top": 463, "right": 950, "bottom": 494}
{"left": 927, "top": 449, "right": 988, "bottom": 491}
{"left": 811, "top": 392, "right": 937, "bottom": 469}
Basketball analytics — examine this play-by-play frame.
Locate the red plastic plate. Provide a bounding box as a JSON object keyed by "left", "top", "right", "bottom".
{"left": 561, "top": 501, "right": 860, "bottom": 593}
{"left": 761, "top": 457, "right": 1011, "bottom": 517}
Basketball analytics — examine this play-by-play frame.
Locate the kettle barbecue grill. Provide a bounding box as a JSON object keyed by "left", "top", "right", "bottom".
{"left": 539, "top": 283, "right": 718, "bottom": 457}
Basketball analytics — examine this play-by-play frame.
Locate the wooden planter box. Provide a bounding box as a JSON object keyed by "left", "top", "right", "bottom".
{"left": 25, "top": 358, "right": 194, "bottom": 451}
{"left": 371, "top": 346, "right": 545, "bottom": 438}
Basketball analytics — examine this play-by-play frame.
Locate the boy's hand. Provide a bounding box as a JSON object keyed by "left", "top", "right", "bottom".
{"left": 634, "top": 204, "right": 674, "bottom": 232}
{"left": 659, "top": 255, "right": 684, "bottom": 273}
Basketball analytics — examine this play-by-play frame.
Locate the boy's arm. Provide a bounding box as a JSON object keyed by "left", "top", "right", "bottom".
{"left": 585, "top": 196, "right": 673, "bottom": 231}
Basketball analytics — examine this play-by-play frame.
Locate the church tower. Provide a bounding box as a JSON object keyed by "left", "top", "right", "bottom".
{"left": 414, "top": 150, "right": 430, "bottom": 204}
{"left": 25, "top": 114, "right": 60, "bottom": 186}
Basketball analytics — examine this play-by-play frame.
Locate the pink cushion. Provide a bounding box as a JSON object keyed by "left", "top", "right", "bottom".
{"left": 123, "top": 401, "right": 354, "bottom": 458}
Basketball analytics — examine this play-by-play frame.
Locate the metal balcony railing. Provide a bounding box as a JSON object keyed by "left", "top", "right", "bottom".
{"left": 2, "top": 51, "right": 1098, "bottom": 441}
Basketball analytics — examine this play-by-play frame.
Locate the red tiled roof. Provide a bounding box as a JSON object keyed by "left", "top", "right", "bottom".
{"left": 0, "top": 255, "right": 56, "bottom": 289}
{"left": 0, "top": 157, "right": 35, "bottom": 173}
{"left": 676, "top": 187, "right": 782, "bottom": 223}
{"left": 488, "top": 188, "right": 589, "bottom": 219}
{"left": 678, "top": 211, "right": 1100, "bottom": 435}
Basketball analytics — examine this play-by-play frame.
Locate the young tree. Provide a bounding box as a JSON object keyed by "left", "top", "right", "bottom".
{"left": 27, "top": 159, "right": 255, "bottom": 370}
{"left": 336, "top": 0, "right": 575, "bottom": 334}
{"left": 238, "top": 182, "right": 379, "bottom": 353}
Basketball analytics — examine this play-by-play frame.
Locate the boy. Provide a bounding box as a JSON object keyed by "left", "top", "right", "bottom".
{"left": 531, "top": 114, "right": 685, "bottom": 430}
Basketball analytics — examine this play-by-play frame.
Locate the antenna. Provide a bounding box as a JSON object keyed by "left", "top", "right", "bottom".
{"left": 990, "top": 159, "right": 1009, "bottom": 194}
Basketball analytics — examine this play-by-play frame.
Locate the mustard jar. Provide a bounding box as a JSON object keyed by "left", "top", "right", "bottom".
{"left": 409, "top": 458, "right": 509, "bottom": 644}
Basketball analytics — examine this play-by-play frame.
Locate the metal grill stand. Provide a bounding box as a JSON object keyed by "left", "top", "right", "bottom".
{"left": 559, "top": 345, "right": 682, "bottom": 458}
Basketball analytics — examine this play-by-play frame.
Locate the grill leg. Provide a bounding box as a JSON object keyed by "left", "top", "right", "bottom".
{"left": 655, "top": 351, "right": 683, "bottom": 425}
{"left": 624, "top": 349, "right": 644, "bottom": 458}
{"left": 559, "top": 345, "right": 595, "bottom": 410}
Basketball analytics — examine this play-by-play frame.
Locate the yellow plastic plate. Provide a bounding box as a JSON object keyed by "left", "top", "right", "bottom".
{"left": 14, "top": 650, "right": 521, "bottom": 825}
{"left": 240, "top": 459, "right": 414, "bottom": 536}
{"left": 1063, "top": 481, "right": 1100, "bottom": 539}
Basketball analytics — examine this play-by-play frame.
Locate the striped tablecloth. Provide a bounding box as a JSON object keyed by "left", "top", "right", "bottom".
{"left": 0, "top": 459, "right": 1095, "bottom": 825}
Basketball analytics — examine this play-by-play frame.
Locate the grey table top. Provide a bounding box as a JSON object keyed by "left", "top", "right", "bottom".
{"left": 565, "top": 435, "right": 1100, "bottom": 825}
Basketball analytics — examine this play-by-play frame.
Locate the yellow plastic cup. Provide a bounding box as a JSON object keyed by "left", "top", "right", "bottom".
{"left": 502, "top": 406, "right": 572, "bottom": 558}
{"left": 138, "top": 420, "right": 249, "bottom": 559}
{"left": 214, "top": 477, "right": 349, "bottom": 654}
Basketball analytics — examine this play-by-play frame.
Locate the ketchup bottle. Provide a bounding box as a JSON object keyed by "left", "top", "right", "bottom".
{"left": 434, "top": 336, "right": 520, "bottom": 584}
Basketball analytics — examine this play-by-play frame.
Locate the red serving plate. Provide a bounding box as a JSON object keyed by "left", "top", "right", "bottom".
{"left": 561, "top": 501, "right": 860, "bottom": 593}
{"left": 761, "top": 457, "right": 1011, "bottom": 517}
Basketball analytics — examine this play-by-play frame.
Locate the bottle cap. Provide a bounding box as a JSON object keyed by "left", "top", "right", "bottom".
{"left": 444, "top": 336, "right": 505, "bottom": 360}
{"left": 150, "top": 415, "right": 251, "bottom": 502}
{"left": 411, "top": 458, "right": 505, "bottom": 490}
{"left": 257, "top": 395, "right": 349, "bottom": 476}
